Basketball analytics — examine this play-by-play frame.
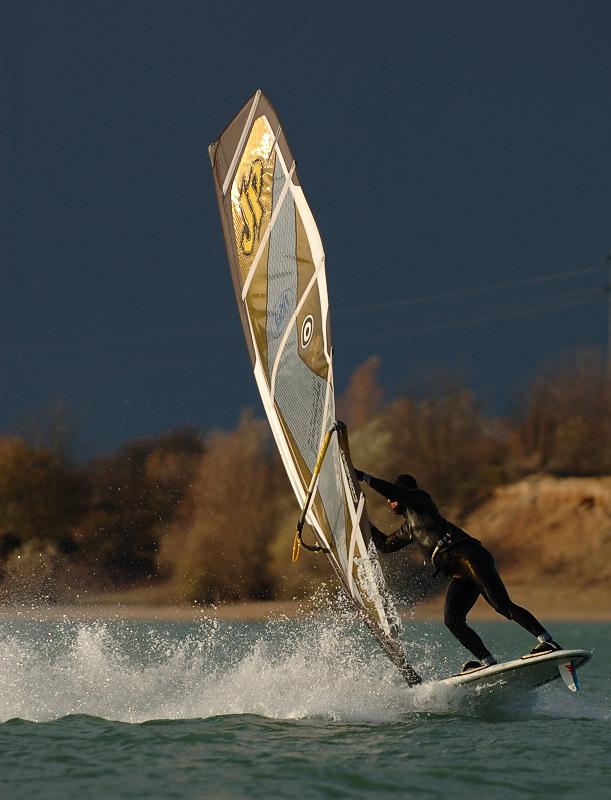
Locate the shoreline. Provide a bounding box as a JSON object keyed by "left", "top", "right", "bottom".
{"left": 0, "top": 590, "right": 608, "bottom": 624}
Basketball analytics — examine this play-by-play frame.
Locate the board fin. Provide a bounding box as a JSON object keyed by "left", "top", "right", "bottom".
{"left": 558, "top": 660, "right": 580, "bottom": 692}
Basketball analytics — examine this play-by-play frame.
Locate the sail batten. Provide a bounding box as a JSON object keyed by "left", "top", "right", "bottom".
{"left": 221, "top": 89, "right": 262, "bottom": 196}
{"left": 241, "top": 158, "right": 296, "bottom": 302}
{"left": 210, "top": 91, "right": 420, "bottom": 685}
{"left": 269, "top": 259, "right": 325, "bottom": 401}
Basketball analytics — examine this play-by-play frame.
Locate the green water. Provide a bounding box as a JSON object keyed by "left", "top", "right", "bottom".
{"left": 0, "top": 616, "right": 608, "bottom": 799}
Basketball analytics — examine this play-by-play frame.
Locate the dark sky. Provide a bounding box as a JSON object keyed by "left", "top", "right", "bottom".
{"left": 2, "top": 1, "right": 610, "bottom": 458}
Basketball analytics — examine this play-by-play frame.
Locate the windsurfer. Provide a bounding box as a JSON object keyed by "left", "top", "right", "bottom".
{"left": 354, "top": 470, "right": 562, "bottom": 672}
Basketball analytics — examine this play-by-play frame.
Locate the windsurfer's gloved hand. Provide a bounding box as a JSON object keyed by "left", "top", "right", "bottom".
{"left": 354, "top": 469, "right": 371, "bottom": 484}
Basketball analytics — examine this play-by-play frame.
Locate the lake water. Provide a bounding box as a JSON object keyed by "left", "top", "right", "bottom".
{"left": 0, "top": 610, "right": 608, "bottom": 799}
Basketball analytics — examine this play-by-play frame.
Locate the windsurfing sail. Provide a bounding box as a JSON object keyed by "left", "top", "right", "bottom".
{"left": 209, "top": 90, "right": 420, "bottom": 685}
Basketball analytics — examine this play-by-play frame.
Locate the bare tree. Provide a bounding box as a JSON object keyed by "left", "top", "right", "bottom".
{"left": 511, "top": 349, "right": 611, "bottom": 474}
{"left": 337, "top": 357, "right": 384, "bottom": 430}
{"left": 162, "top": 412, "right": 276, "bottom": 603}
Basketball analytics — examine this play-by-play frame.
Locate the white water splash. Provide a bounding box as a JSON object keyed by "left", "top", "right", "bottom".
{"left": 0, "top": 611, "right": 595, "bottom": 725}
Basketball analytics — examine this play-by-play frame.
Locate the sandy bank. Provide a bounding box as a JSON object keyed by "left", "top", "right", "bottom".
{"left": 0, "top": 583, "right": 608, "bottom": 624}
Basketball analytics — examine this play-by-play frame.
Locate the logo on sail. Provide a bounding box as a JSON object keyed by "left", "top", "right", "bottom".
{"left": 238, "top": 159, "right": 264, "bottom": 256}
{"left": 300, "top": 315, "right": 314, "bottom": 348}
{"left": 269, "top": 289, "right": 291, "bottom": 338}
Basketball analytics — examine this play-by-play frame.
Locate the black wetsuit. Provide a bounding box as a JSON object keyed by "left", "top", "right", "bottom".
{"left": 364, "top": 474, "right": 547, "bottom": 662}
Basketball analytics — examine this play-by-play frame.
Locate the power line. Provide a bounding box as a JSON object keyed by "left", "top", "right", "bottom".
{"left": 335, "top": 291, "right": 598, "bottom": 344}
{"left": 605, "top": 253, "right": 611, "bottom": 372}
{"left": 336, "top": 266, "right": 603, "bottom": 316}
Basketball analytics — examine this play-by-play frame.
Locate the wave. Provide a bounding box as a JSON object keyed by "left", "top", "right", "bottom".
{"left": 0, "top": 610, "right": 603, "bottom": 725}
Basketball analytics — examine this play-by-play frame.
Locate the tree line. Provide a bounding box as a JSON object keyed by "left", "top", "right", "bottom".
{"left": 1, "top": 349, "right": 609, "bottom": 605}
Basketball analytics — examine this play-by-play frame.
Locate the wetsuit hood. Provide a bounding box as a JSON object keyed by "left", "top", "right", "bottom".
{"left": 394, "top": 474, "right": 418, "bottom": 490}
{"left": 389, "top": 474, "right": 418, "bottom": 515}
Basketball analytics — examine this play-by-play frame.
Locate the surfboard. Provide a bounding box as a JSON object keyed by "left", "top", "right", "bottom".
{"left": 434, "top": 649, "right": 591, "bottom": 694}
